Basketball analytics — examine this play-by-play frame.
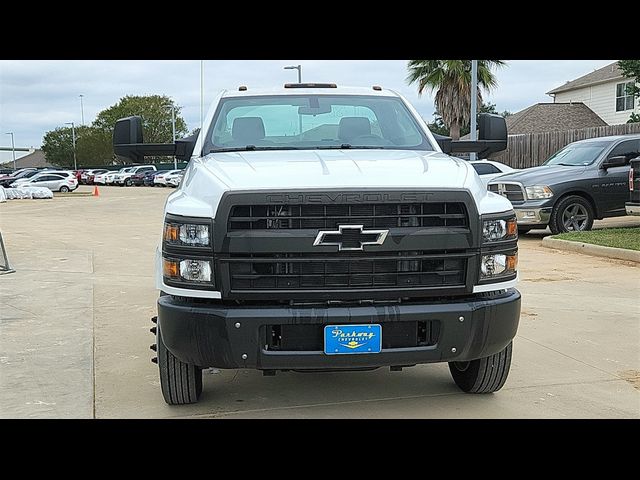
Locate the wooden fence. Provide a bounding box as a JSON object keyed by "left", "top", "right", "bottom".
{"left": 489, "top": 123, "right": 640, "bottom": 169}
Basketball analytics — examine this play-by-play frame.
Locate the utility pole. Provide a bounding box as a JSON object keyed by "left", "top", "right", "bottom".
{"left": 470, "top": 60, "right": 478, "bottom": 162}
{"left": 79, "top": 94, "right": 85, "bottom": 126}
{"left": 65, "top": 122, "right": 77, "bottom": 170}
{"left": 5, "top": 133, "right": 16, "bottom": 170}
{"left": 172, "top": 104, "right": 177, "bottom": 169}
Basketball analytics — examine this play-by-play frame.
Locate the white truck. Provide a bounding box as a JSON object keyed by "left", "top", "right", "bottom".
{"left": 113, "top": 84, "right": 521, "bottom": 405}
{"left": 113, "top": 164, "right": 157, "bottom": 186}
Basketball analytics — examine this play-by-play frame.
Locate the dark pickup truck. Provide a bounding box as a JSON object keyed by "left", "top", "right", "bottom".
{"left": 489, "top": 135, "right": 640, "bottom": 234}
{"left": 627, "top": 157, "right": 640, "bottom": 216}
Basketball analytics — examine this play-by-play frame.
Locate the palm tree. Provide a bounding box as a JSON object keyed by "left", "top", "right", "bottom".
{"left": 406, "top": 60, "right": 505, "bottom": 140}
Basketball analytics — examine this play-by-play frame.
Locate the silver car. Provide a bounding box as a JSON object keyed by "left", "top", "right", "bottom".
{"left": 11, "top": 172, "right": 78, "bottom": 192}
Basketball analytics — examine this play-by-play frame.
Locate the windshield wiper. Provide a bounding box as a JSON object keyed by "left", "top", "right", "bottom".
{"left": 209, "top": 145, "right": 301, "bottom": 153}
{"left": 316, "top": 144, "right": 386, "bottom": 150}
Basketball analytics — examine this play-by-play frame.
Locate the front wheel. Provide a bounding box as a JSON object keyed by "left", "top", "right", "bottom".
{"left": 449, "top": 342, "right": 512, "bottom": 393}
{"left": 549, "top": 195, "right": 594, "bottom": 234}
{"left": 125, "top": 178, "right": 133, "bottom": 187}
{"left": 156, "top": 326, "right": 203, "bottom": 405}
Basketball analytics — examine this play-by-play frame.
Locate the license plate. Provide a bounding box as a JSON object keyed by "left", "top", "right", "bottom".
{"left": 324, "top": 324, "right": 382, "bottom": 355}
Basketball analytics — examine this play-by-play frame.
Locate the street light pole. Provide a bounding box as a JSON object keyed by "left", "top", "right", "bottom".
{"left": 284, "top": 65, "right": 303, "bottom": 135}
{"left": 5, "top": 133, "right": 16, "bottom": 170}
{"left": 470, "top": 60, "right": 478, "bottom": 162}
{"left": 79, "top": 94, "right": 85, "bottom": 126}
{"left": 65, "top": 122, "right": 77, "bottom": 170}
{"left": 171, "top": 105, "right": 177, "bottom": 169}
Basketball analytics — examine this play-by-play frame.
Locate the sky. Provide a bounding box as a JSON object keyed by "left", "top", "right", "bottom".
{"left": 0, "top": 59, "right": 616, "bottom": 163}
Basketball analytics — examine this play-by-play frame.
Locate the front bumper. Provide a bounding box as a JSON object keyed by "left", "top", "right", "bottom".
{"left": 157, "top": 289, "right": 521, "bottom": 370}
{"left": 626, "top": 202, "right": 640, "bottom": 216}
{"left": 514, "top": 206, "right": 552, "bottom": 226}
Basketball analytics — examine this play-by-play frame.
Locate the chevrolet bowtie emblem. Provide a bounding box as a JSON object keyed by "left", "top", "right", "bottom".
{"left": 313, "top": 225, "right": 389, "bottom": 251}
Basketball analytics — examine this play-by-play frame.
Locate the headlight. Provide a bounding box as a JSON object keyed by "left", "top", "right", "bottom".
{"left": 525, "top": 185, "right": 553, "bottom": 200}
{"left": 482, "top": 213, "right": 517, "bottom": 243}
{"left": 164, "top": 222, "right": 210, "bottom": 247}
{"left": 163, "top": 258, "right": 212, "bottom": 284}
{"left": 480, "top": 252, "right": 518, "bottom": 281}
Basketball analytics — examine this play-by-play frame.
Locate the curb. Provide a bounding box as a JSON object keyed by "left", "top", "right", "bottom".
{"left": 542, "top": 237, "right": 640, "bottom": 263}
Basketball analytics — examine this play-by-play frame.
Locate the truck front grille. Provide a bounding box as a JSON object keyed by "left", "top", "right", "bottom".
{"left": 225, "top": 251, "right": 468, "bottom": 291}
{"left": 228, "top": 202, "right": 468, "bottom": 231}
{"left": 488, "top": 183, "right": 525, "bottom": 203}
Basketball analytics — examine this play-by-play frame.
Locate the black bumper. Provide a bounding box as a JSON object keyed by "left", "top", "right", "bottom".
{"left": 157, "top": 289, "right": 521, "bottom": 370}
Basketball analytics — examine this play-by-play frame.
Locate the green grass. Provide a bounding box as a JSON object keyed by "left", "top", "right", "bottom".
{"left": 553, "top": 227, "right": 640, "bottom": 251}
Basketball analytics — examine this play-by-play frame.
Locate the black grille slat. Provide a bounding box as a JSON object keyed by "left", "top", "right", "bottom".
{"left": 228, "top": 202, "right": 469, "bottom": 231}
{"left": 489, "top": 183, "right": 525, "bottom": 203}
{"left": 226, "top": 251, "right": 468, "bottom": 291}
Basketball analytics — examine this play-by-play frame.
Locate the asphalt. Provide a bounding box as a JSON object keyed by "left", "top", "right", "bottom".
{"left": 0, "top": 185, "right": 638, "bottom": 418}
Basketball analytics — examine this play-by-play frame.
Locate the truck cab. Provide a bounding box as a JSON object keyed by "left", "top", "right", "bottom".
{"left": 114, "top": 84, "right": 521, "bottom": 405}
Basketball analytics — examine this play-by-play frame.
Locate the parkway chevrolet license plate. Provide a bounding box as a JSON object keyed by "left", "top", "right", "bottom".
{"left": 324, "top": 324, "right": 382, "bottom": 355}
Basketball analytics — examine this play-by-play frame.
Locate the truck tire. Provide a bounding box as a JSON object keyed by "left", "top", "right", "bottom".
{"left": 157, "top": 326, "right": 203, "bottom": 405}
{"left": 448, "top": 341, "right": 512, "bottom": 393}
{"left": 549, "top": 195, "right": 594, "bottom": 234}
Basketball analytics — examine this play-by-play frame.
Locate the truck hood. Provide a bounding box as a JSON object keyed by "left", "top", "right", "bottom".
{"left": 490, "top": 164, "right": 587, "bottom": 186}
{"left": 200, "top": 150, "right": 471, "bottom": 189}
{"left": 168, "top": 149, "right": 511, "bottom": 218}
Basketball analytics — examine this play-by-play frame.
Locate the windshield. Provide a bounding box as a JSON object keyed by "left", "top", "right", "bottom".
{"left": 204, "top": 94, "right": 433, "bottom": 153}
{"left": 543, "top": 142, "right": 608, "bottom": 166}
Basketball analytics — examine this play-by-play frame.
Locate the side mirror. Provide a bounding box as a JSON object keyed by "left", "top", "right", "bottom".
{"left": 447, "top": 113, "right": 507, "bottom": 157}
{"left": 113, "top": 115, "right": 177, "bottom": 162}
{"left": 479, "top": 113, "right": 507, "bottom": 146}
{"left": 602, "top": 155, "right": 628, "bottom": 169}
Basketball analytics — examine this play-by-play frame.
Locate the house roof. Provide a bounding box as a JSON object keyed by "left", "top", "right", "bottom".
{"left": 504, "top": 102, "right": 607, "bottom": 134}
{"left": 1, "top": 149, "right": 54, "bottom": 169}
{"left": 546, "top": 62, "right": 625, "bottom": 95}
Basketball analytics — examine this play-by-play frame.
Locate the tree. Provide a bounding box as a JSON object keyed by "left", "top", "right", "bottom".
{"left": 93, "top": 95, "right": 188, "bottom": 143}
{"left": 42, "top": 95, "right": 189, "bottom": 167}
{"left": 618, "top": 60, "right": 640, "bottom": 123}
{"left": 407, "top": 60, "right": 506, "bottom": 140}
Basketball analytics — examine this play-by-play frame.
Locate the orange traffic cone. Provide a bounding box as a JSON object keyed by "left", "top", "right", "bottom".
{"left": 93, "top": 186, "right": 100, "bottom": 197}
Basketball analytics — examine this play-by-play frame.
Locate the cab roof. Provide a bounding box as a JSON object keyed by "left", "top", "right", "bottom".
{"left": 221, "top": 84, "right": 398, "bottom": 98}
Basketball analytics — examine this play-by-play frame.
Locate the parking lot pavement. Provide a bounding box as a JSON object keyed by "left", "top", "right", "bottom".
{"left": 1, "top": 186, "right": 638, "bottom": 418}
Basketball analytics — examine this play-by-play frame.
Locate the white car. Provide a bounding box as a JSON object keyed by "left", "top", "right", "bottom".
{"left": 102, "top": 167, "right": 132, "bottom": 185}
{"left": 11, "top": 171, "right": 78, "bottom": 192}
{"left": 153, "top": 170, "right": 182, "bottom": 187}
{"left": 114, "top": 165, "right": 157, "bottom": 186}
{"left": 469, "top": 159, "right": 518, "bottom": 187}
{"left": 167, "top": 172, "right": 184, "bottom": 188}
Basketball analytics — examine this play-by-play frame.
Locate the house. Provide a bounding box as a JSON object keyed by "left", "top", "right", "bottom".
{"left": 0, "top": 149, "right": 55, "bottom": 169}
{"left": 546, "top": 61, "right": 639, "bottom": 125}
{"left": 504, "top": 102, "right": 607, "bottom": 134}
{"left": 460, "top": 102, "right": 606, "bottom": 140}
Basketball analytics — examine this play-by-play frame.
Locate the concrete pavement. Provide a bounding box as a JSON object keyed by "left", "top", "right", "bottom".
{"left": 1, "top": 186, "right": 638, "bottom": 418}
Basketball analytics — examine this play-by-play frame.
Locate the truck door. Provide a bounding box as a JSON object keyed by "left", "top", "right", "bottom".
{"left": 596, "top": 139, "right": 639, "bottom": 216}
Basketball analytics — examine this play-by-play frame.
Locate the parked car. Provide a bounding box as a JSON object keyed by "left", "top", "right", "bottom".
{"left": 11, "top": 172, "right": 78, "bottom": 192}
{"left": 0, "top": 168, "right": 39, "bottom": 187}
{"left": 167, "top": 172, "right": 184, "bottom": 188}
{"left": 0, "top": 168, "right": 15, "bottom": 177}
{"left": 143, "top": 170, "right": 164, "bottom": 186}
{"left": 132, "top": 169, "right": 156, "bottom": 186}
{"left": 626, "top": 157, "right": 640, "bottom": 216}
{"left": 93, "top": 171, "right": 110, "bottom": 185}
{"left": 489, "top": 134, "right": 640, "bottom": 234}
{"left": 153, "top": 169, "right": 182, "bottom": 187}
{"left": 84, "top": 169, "right": 109, "bottom": 185}
{"left": 73, "top": 169, "right": 85, "bottom": 183}
{"left": 114, "top": 165, "right": 157, "bottom": 186}
{"left": 469, "top": 159, "right": 518, "bottom": 186}
{"left": 103, "top": 167, "right": 132, "bottom": 185}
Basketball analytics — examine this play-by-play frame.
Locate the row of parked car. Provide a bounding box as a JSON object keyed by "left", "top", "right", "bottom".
{"left": 0, "top": 168, "right": 78, "bottom": 192}
{"left": 81, "top": 166, "right": 184, "bottom": 188}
